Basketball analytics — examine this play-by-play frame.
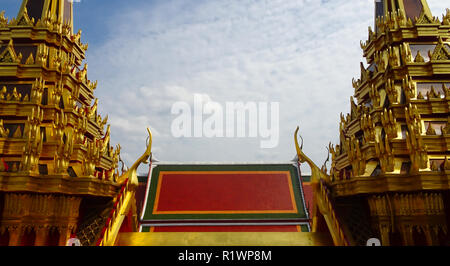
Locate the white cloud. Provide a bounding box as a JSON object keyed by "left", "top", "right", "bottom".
{"left": 86, "top": 0, "right": 449, "bottom": 174}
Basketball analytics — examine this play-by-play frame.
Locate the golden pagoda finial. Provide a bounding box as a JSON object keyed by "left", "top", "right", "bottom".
{"left": 7, "top": 87, "right": 22, "bottom": 101}
{"left": 417, "top": 91, "right": 424, "bottom": 99}
{"left": 0, "top": 86, "right": 6, "bottom": 100}
{"left": 0, "top": 11, "right": 8, "bottom": 27}
{"left": 426, "top": 123, "right": 436, "bottom": 135}
{"left": 100, "top": 115, "right": 109, "bottom": 130}
{"left": 72, "top": 29, "right": 82, "bottom": 44}
{"left": 445, "top": 157, "right": 450, "bottom": 171}
{"left": 12, "top": 126, "right": 22, "bottom": 138}
{"left": 414, "top": 50, "right": 425, "bottom": 63}
{"left": 0, "top": 120, "right": 10, "bottom": 138}
{"left": 88, "top": 98, "right": 98, "bottom": 119}
{"left": 25, "top": 53, "right": 35, "bottom": 65}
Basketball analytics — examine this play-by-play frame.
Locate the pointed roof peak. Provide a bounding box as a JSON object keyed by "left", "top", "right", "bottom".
{"left": 18, "top": 0, "right": 73, "bottom": 31}
{"left": 374, "top": 0, "right": 433, "bottom": 24}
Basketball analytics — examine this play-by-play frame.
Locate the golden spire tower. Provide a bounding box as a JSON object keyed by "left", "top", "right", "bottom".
{"left": 0, "top": 0, "right": 131, "bottom": 246}
{"left": 295, "top": 0, "right": 450, "bottom": 246}
{"left": 331, "top": 0, "right": 450, "bottom": 245}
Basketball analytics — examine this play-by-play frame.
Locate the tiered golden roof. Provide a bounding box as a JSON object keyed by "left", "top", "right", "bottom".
{"left": 297, "top": 0, "right": 450, "bottom": 246}
{"left": 0, "top": 0, "right": 125, "bottom": 246}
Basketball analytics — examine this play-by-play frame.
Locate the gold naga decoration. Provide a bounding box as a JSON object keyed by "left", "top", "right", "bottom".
{"left": 294, "top": 127, "right": 330, "bottom": 185}
{"left": 100, "top": 128, "right": 153, "bottom": 246}
{"left": 117, "top": 127, "right": 153, "bottom": 185}
{"left": 294, "top": 127, "right": 348, "bottom": 246}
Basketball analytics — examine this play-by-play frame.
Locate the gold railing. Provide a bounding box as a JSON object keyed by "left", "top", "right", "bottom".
{"left": 97, "top": 128, "right": 152, "bottom": 246}
{"left": 314, "top": 179, "right": 349, "bottom": 246}
{"left": 97, "top": 177, "right": 136, "bottom": 246}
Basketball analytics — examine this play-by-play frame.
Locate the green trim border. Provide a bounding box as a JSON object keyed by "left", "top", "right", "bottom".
{"left": 140, "top": 224, "right": 310, "bottom": 232}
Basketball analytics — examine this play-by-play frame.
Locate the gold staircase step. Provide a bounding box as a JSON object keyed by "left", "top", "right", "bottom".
{"left": 116, "top": 232, "right": 333, "bottom": 246}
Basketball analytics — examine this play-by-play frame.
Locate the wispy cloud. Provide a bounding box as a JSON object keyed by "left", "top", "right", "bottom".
{"left": 84, "top": 0, "right": 449, "bottom": 173}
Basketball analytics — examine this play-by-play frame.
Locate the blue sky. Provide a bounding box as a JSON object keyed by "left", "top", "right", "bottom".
{"left": 2, "top": 0, "right": 449, "bottom": 174}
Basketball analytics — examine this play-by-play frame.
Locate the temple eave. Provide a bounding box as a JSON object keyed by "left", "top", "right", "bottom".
{"left": 331, "top": 171, "right": 450, "bottom": 197}
{"left": 0, "top": 174, "right": 120, "bottom": 197}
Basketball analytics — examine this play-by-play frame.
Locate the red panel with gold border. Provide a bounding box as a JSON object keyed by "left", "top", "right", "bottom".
{"left": 140, "top": 164, "right": 309, "bottom": 224}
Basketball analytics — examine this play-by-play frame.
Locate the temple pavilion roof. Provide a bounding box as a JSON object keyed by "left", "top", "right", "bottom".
{"left": 139, "top": 163, "right": 311, "bottom": 233}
